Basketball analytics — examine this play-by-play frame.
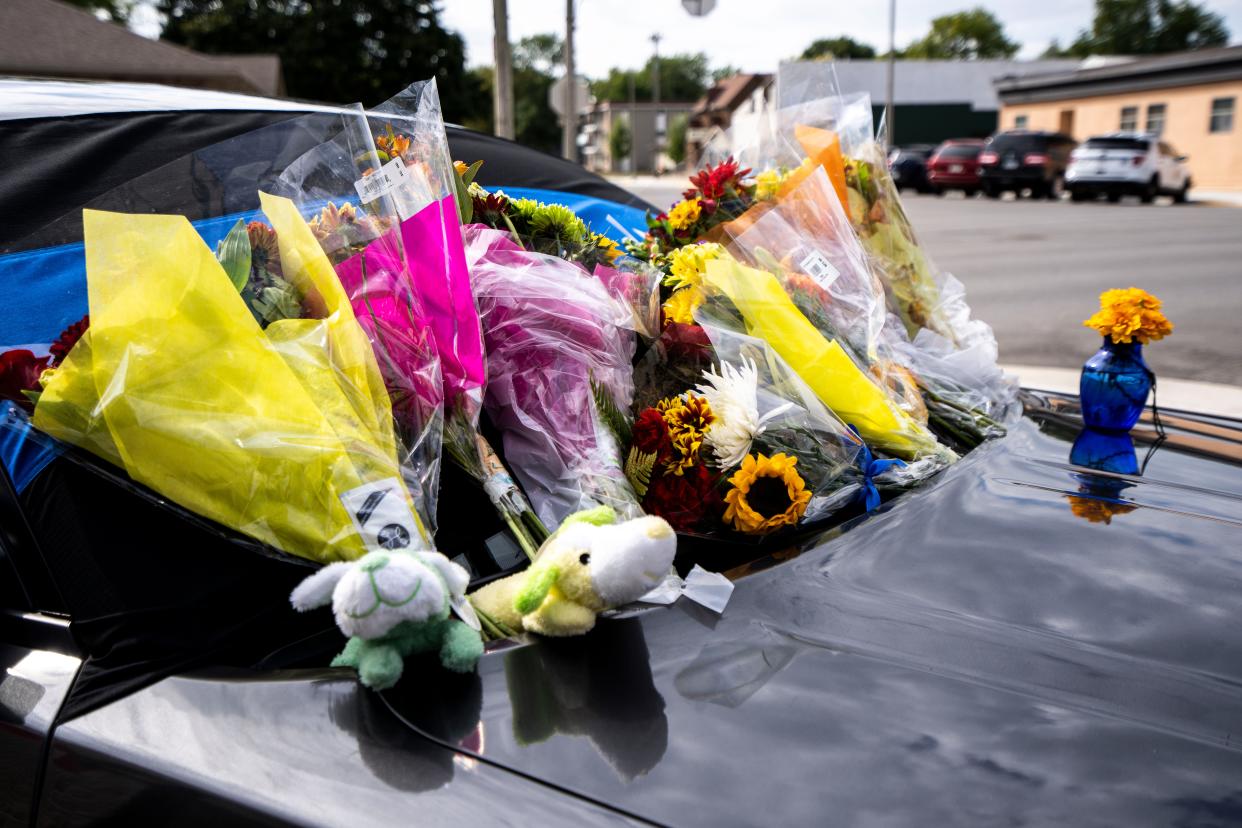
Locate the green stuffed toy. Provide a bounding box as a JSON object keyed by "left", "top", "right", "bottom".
{"left": 290, "top": 549, "right": 484, "bottom": 690}
{"left": 469, "top": 506, "right": 677, "bottom": 637}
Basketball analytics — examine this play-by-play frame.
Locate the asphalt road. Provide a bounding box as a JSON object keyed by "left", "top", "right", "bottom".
{"left": 619, "top": 180, "right": 1242, "bottom": 386}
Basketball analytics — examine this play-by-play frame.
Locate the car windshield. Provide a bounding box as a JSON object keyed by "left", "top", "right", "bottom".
{"left": 937, "top": 145, "right": 981, "bottom": 159}
{"left": 1084, "top": 137, "right": 1149, "bottom": 151}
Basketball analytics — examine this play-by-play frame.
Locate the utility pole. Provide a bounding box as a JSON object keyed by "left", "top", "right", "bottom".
{"left": 562, "top": 0, "right": 576, "bottom": 161}
{"left": 651, "top": 33, "right": 662, "bottom": 174}
{"left": 628, "top": 72, "right": 637, "bottom": 174}
{"left": 650, "top": 33, "right": 662, "bottom": 105}
{"left": 492, "top": 0, "right": 514, "bottom": 139}
{"left": 885, "top": 0, "right": 896, "bottom": 148}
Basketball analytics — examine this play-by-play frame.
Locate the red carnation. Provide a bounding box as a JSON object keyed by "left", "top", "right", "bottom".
{"left": 49, "top": 315, "right": 89, "bottom": 366}
{"left": 632, "top": 407, "right": 673, "bottom": 462}
{"left": 0, "top": 350, "right": 51, "bottom": 413}
{"left": 642, "top": 465, "right": 720, "bottom": 532}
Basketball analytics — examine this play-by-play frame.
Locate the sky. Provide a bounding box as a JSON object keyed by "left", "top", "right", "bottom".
{"left": 439, "top": 0, "right": 1242, "bottom": 77}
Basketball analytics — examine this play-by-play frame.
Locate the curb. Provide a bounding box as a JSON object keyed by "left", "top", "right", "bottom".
{"left": 1004, "top": 364, "right": 1242, "bottom": 420}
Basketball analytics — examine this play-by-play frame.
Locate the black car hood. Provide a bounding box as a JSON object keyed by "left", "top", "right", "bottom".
{"left": 385, "top": 398, "right": 1242, "bottom": 826}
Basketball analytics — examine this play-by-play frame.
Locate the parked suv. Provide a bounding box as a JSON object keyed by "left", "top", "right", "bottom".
{"left": 926, "top": 139, "right": 985, "bottom": 196}
{"left": 1066, "top": 133, "right": 1191, "bottom": 203}
{"left": 978, "top": 130, "right": 1077, "bottom": 199}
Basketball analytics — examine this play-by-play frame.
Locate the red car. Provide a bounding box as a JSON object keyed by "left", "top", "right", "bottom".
{"left": 926, "top": 139, "right": 986, "bottom": 196}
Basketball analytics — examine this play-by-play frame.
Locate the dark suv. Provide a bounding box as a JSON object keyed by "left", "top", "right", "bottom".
{"left": 978, "top": 130, "right": 1077, "bottom": 199}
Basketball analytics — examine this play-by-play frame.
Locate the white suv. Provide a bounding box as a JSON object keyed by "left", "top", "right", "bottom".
{"left": 1066, "top": 133, "right": 1191, "bottom": 203}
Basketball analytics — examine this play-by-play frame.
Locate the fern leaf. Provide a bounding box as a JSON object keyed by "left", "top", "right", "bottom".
{"left": 591, "top": 376, "right": 632, "bottom": 448}
{"left": 624, "top": 447, "right": 657, "bottom": 498}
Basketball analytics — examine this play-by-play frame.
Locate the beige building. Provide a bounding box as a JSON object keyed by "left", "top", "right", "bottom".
{"left": 582, "top": 101, "right": 695, "bottom": 175}
{"left": 996, "top": 48, "right": 1242, "bottom": 191}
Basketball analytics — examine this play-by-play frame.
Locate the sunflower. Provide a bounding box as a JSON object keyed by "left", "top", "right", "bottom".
{"left": 666, "top": 198, "right": 703, "bottom": 231}
{"left": 723, "top": 453, "right": 811, "bottom": 534}
{"left": 662, "top": 287, "right": 703, "bottom": 325}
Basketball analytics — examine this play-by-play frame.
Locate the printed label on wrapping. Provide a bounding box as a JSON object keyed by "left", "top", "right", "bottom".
{"left": 799, "top": 250, "right": 840, "bottom": 289}
{"left": 341, "top": 478, "right": 422, "bottom": 552}
{"left": 354, "top": 157, "right": 409, "bottom": 205}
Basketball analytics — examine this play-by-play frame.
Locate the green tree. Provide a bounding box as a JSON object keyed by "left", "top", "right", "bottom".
{"left": 609, "top": 117, "right": 632, "bottom": 171}
{"left": 903, "top": 8, "right": 1020, "bottom": 59}
{"left": 592, "top": 53, "right": 711, "bottom": 102}
{"left": 512, "top": 32, "right": 564, "bottom": 74}
{"left": 461, "top": 66, "right": 495, "bottom": 135}
{"left": 510, "top": 33, "right": 563, "bottom": 154}
{"left": 1065, "top": 0, "right": 1228, "bottom": 55}
{"left": 711, "top": 65, "right": 742, "bottom": 82}
{"left": 666, "top": 114, "right": 688, "bottom": 166}
{"left": 800, "top": 36, "right": 877, "bottom": 60}
{"left": 156, "top": 0, "right": 479, "bottom": 121}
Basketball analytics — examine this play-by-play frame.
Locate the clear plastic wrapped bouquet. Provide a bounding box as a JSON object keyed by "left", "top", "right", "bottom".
{"left": 464, "top": 225, "right": 644, "bottom": 530}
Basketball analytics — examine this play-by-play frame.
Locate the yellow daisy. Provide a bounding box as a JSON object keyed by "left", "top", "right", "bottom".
{"left": 667, "top": 198, "right": 703, "bottom": 231}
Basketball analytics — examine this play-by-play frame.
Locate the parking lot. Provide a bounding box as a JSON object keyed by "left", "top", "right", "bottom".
{"left": 620, "top": 179, "right": 1242, "bottom": 386}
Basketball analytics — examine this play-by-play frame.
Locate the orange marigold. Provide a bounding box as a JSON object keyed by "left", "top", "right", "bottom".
{"left": 1084, "top": 287, "right": 1174, "bottom": 344}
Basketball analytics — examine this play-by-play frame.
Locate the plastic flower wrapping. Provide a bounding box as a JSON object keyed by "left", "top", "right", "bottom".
{"left": 464, "top": 224, "right": 645, "bottom": 530}
{"left": 30, "top": 194, "right": 430, "bottom": 563}
{"left": 628, "top": 310, "right": 868, "bottom": 536}
{"left": 0, "top": 63, "right": 1042, "bottom": 674}
{"left": 716, "top": 166, "right": 1006, "bottom": 451}
{"left": 771, "top": 87, "right": 1019, "bottom": 424}
{"left": 0, "top": 104, "right": 466, "bottom": 564}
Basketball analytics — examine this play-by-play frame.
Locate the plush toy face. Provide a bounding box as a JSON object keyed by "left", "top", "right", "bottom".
{"left": 543, "top": 515, "right": 677, "bottom": 610}
{"left": 330, "top": 551, "right": 450, "bottom": 640}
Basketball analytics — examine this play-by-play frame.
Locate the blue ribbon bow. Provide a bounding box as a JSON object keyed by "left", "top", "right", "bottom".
{"left": 848, "top": 425, "right": 906, "bottom": 512}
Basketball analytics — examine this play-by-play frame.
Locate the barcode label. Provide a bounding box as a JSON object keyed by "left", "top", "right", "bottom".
{"left": 341, "top": 478, "right": 424, "bottom": 552}
{"left": 354, "top": 156, "right": 409, "bottom": 204}
{"left": 799, "top": 250, "right": 841, "bottom": 289}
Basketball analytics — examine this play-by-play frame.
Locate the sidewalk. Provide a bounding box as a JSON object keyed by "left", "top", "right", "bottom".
{"left": 1004, "top": 364, "right": 1242, "bottom": 419}
{"left": 1189, "top": 189, "right": 1242, "bottom": 207}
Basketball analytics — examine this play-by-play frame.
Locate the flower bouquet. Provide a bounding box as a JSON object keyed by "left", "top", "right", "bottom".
{"left": 464, "top": 224, "right": 645, "bottom": 530}
{"left": 23, "top": 192, "right": 431, "bottom": 564}
{"left": 717, "top": 164, "right": 1005, "bottom": 450}
{"left": 619, "top": 234, "right": 938, "bottom": 540}
{"left": 773, "top": 89, "right": 1017, "bottom": 424}
{"left": 361, "top": 81, "right": 551, "bottom": 556}
{"left": 624, "top": 322, "right": 867, "bottom": 538}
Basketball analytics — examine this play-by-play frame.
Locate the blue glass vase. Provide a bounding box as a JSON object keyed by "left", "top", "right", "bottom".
{"left": 1079, "top": 337, "right": 1152, "bottom": 432}
{"left": 1069, "top": 428, "right": 1140, "bottom": 475}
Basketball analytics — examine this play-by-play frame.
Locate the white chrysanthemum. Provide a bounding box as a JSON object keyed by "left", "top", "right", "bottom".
{"left": 695, "top": 357, "right": 792, "bottom": 468}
